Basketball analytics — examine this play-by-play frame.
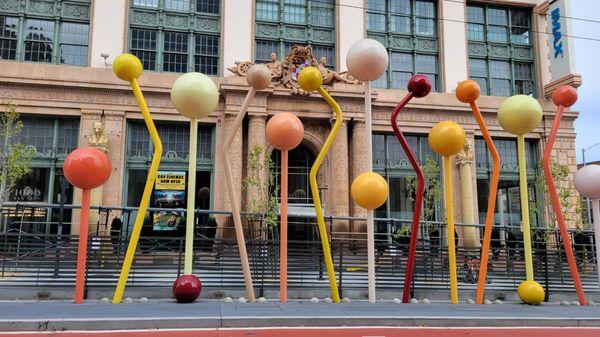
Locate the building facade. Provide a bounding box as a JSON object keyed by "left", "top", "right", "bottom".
{"left": 0, "top": 0, "right": 581, "bottom": 244}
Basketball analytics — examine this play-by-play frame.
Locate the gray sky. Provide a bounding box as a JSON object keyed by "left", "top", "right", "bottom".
{"left": 572, "top": 0, "right": 600, "bottom": 163}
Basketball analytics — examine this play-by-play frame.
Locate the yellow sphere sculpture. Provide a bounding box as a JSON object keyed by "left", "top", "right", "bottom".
{"left": 113, "top": 54, "right": 143, "bottom": 81}
{"left": 351, "top": 172, "right": 389, "bottom": 210}
{"left": 171, "top": 72, "right": 219, "bottom": 120}
{"left": 428, "top": 121, "right": 466, "bottom": 156}
{"left": 517, "top": 280, "right": 545, "bottom": 305}
{"left": 497, "top": 95, "right": 542, "bottom": 135}
{"left": 298, "top": 67, "right": 323, "bottom": 92}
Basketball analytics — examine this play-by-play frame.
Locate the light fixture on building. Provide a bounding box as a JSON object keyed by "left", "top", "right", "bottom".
{"left": 101, "top": 53, "right": 111, "bottom": 67}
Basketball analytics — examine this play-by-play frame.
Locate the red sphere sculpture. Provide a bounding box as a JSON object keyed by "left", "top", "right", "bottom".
{"left": 407, "top": 74, "right": 432, "bottom": 98}
{"left": 173, "top": 274, "right": 202, "bottom": 303}
{"left": 552, "top": 85, "right": 578, "bottom": 108}
{"left": 63, "top": 147, "right": 111, "bottom": 189}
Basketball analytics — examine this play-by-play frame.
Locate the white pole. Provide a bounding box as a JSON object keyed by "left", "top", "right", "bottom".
{"left": 592, "top": 199, "right": 600, "bottom": 287}
{"left": 365, "top": 81, "right": 376, "bottom": 303}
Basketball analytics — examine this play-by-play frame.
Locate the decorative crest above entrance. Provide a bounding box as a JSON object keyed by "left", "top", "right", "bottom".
{"left": 228, "top": 45, "right": 357, "bottom": 95}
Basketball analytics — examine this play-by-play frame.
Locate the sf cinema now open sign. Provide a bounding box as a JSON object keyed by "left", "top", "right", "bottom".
{"left": 155, "top": 171, "right": 186, "bottom": 190}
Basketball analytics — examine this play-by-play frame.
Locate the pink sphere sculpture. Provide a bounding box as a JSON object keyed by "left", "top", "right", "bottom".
{"left": 173, "top": 274, "right": 202, "bottom": 303}
{"left": 346, "top": 39, "right": 389, "bottom": 82}
{"left": 266, "top": 113, "right": 304, "bottom": 151}
{"left": 575, "top": 165, "right": 600, "bottom": 199}
{"left": 407, "top": 74, "right": 432, "bottom": 98}
{"left": 63, "top": 147, "right": 111, "bottom": 189}
{"left": 246, "top": 64, "right": 272, "bottom": 90}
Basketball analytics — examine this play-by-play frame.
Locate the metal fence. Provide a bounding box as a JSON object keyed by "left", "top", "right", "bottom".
{"left": 1, "top": 203, "right": 599, "bottom": 299}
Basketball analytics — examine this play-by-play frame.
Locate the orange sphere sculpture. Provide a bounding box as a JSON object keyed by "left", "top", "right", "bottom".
{"left": 266, "top": 113, "right": 304, "bottom": 151}
{"left": 552, "top": 85, "right": 578, "bottom": 108}
{"left": 63, "top": 147, "right": 111, "bottom": 189}
{"left": 455, "top": 80, "right": 481, "bottom": 103}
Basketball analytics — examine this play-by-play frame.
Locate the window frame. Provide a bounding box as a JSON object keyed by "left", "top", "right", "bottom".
{"left": 128, "top": 0, "right": 222, "bottom": 75}
{"left": 466, "top": 3, "right": 537, "bottom": 97}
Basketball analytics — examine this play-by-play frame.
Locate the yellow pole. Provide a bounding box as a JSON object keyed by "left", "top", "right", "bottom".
{"left": 184, "top": 119, "right": 198, "bottom": 275}
{"left": 444, "top": 155, "right": 459, "bottom": 304}
{"left": 309, "top": 87, "right": 341, "bottom": 303}
{"left": 113, "top": 78, "right": 163, "bottom": 303}
{"left": 518, "top": 135, "right": 534, "bottom": 281}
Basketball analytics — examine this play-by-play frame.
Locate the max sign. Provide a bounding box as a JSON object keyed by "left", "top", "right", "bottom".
{"left": 547, "top": 0, "right": 575, "bottom": 82}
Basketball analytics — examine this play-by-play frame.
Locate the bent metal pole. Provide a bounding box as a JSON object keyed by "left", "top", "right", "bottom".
{"left": 391, "top": 75, "right": 431, "bottom": 303}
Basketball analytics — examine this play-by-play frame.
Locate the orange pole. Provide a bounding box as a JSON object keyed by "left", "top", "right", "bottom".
{"left": 541, "top": 105, "right": 587, "bottom": 306}
{"left": 280, "top": 150, "right": 288, "bottom": 303}
{"left": 74, "top": 188, "right": 91, "bottom": 304}
{"left": 471, "top": 102, "right": 501, "bottom": 304}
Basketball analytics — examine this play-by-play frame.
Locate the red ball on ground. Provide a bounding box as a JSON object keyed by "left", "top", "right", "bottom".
{"left": 63, "top": 147, "right": 111, "bottom": 190}
{"left": 552, "top": 85, "right": 577, "bottom": 107}
{"left": 407, "top": 74, "right": 432, "bottom": 98}
{"left": 173, "top": 275, "right": 202, "bottom": 303}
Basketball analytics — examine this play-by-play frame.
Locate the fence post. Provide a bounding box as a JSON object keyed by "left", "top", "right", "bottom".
{"left": 544, "top": 242, "right": 549, "bottom": 302}
{"left": 177, "top": 238, "right": 183, "bottom": 278}
{"left": 337, "top": 240, "right": 343, "bottom": 299}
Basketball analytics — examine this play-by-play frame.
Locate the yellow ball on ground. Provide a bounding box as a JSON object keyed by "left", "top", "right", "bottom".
{"left": 113, "top": 54, "right": 143, "bottom": 81}
{"left": 171, "top": 72, "right": 219, "bottom": 120}
{"left": 517, "top": 280, "right": 545, "bottom": 305}
{"left": 298, "top": 66, "right": 322, "bottom": 92}
{"left": 428, "top": 121, "right": 466, "bottom": 156}
{"left": 497, "top": 95, "right": 542, "bottom": 135}
{"left": 351, "top": 172, "right": 389, "bottom": 210}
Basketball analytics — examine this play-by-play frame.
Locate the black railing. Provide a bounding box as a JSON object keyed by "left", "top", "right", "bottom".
{"left": 1, "top": 203, "right": 599, "bottom": 298}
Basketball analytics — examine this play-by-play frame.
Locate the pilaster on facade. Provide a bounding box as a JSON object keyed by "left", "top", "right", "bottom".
{"left": 90, "top": 0, "right": 127, "bottom": 69}
{"left": 440, "top": 0, "right": 468, "bottom": 93}
{"left": 222, "top": 0, "right": 253, "bottom": 76}
{"left": 350, "top": 118, "right": 367, "bottom": 233}
{"left": 329, "top": 117, "right": 350, "bottom": 236}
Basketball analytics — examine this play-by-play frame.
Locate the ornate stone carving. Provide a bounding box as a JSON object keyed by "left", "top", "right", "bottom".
{"left": 455, "top": 140, "right": 474, "bottom": 166}
{"left": 62, "top": 3, "right": 90, "bottom": 19}
{"left": 88, "top": 122, "right": 109, "bottom": 153}
{"left": 29, "top": 0, "right": 55, "bottom": 15}
{"left": 0, "top": 0, "right": 20, "bottom": 12}
{"left": 228, "top": 45, "right": 356, "bottom": 95}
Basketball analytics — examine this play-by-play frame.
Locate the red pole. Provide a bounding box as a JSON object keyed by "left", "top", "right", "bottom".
{"left": 280, "top": 150, "right": 288, "bottom": 303}
{"left": 74, "top": 188, "right": 91, "bottom": 304}
{"left": 541, "top": 105, "right": 587, "bottom": 306}
{"left": 391, "top": 92, "right": 425, "bottom": 303}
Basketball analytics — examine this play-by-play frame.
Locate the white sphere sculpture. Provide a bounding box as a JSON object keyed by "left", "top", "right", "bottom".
{"left": 574, "top": 165, "right": 600, "bottom": 199}
{"left": 346, "top": 39, "right": 388, "bottom": 82}
{"left": 171, "top": 72, "right": 219, "bottom": 120}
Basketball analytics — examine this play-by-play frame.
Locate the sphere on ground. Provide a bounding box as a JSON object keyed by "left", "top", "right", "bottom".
{"left": 574, "top": 165, "right": 600, "bottom": 199}
{"left": 171, "top": 72, "right": 219, "bottom": 120}
{"left": 455, "top": 80, "right": 480, "bottom": 103}
{"left": 351, "top": 172, "right": 389, "bottom": 210}
{"left": 407, "top": 74, "right": 432, "bottom": 98}
{"left": 497, "top": 95, "right": 542, "bottom": 135}
{"left": 346, "top": 39, "right": 389, "bottom": 81}
{"left": 113, "top": 54, "right": 143, "bottom": 81}
{"left": 63, "top": 147, "right": 111, "bottom": 190}
{"left": 517, "top": 280, "right": 545, "bottom": 305}
{"left": 173, "top": 274, "right": 202, "bottom": 303}
{"left": 298, "top": 66, "right": 322, "bottom": 92}
{"left": 266, "top": 112, "right": 304, "bottom": 151}
{"left": 552, "top": 85, "right": 578, "bottom": 108}
{"left": 246, "top": 64, "right": 271, "bottom": 90}
{"left": 428, "top": 121, "right": 466, "bottom": 156}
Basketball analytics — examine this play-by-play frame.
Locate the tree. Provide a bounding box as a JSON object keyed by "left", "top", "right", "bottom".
{"left": 405, "top": 156, "right": 442, "bottom": 237}
{"left": 242, "top": 145, "right": 279, "bottom": 237}
{"left": 0, "top": 104, "right": 33, "bottom": 207}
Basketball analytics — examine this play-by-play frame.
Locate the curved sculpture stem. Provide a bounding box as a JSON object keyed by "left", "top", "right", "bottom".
{"left": 391, "top": 92, "right": 424, "bottom": 303}
{"left": 310, "top": 87, "right": 342, "bottom": 303}
{"left": 113, "top": 78, "right": 163, "bottom": 304}
{"left": 471, "top": 102, "right": 500, "bottom": 304}
{"left": 541, "top": 105, "right": 587, "bottom": 305}
{"left": 221, "top": 88, "right": 257, "bottom": 302}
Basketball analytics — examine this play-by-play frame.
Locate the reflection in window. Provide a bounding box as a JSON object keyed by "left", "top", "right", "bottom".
{"left": 367, "top": 0, "right": 439, "bottom": 90}
{"left": 467, "top": 4, "right": 535, "bottom": 96}
{"left": 0, "top": 16, "right": 18, "bottom": 60}
{"left": 24, "top": 19, "right": 54, "bottom": 63}
{"left": 60, "top": 23, "right": 89, "bottom": 66}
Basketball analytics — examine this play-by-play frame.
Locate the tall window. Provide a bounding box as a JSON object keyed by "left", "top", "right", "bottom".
{"left": 366, "top": 0, "right": 440, "bottom": 90}
{"left": 254, "top": 0, "right": 336, "bottom": 67}
{"left": 373, "top": 133, "right": 440, "bottom": 221}
{"left": 467, "top": 4, "right": 535, "bottom": 96}
{"left": 475, "top": 138, "right": 540, "bottom": 227}
{"left": 0, "top": 1, "right": 90, "bottom": 66}
{"left": 129, "top": 0, "right": 221, "bottom": 74}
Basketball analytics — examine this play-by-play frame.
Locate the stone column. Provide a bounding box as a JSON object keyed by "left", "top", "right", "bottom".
{"left": 455, "top": 140, "right": 480, "bottom": 248}
{"left": 246, "top": 113, "right": 267, "bottom": 210}
{"left": 350, "top": 118, "right": 367, "bottom": 233}
{"left": 329, "top": 118, "right": 350, "bottom": 236}
{"left": 90, "top": 0, "right": 127, "bottom": 68}
{"left": 441, "top": 0, "right": 468, "bottom": 92}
